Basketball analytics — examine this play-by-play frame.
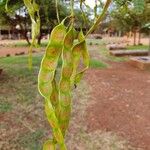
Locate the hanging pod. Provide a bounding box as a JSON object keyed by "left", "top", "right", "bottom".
{"left": 58, "top": 26, "right": 75, "bottom": 136}
{"left": 43, "top": 140, "right": 56, "bottom": 150}
{"left": 71, "top": 30, "right": 90, "bottom": 86}
{"left": 38, "top": 20, "right": 67, "bottom": 150}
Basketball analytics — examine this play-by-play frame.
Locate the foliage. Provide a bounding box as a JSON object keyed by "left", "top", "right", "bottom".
{"left": 0, "top": 0, "right": 68, "bottom": 45}
{"left": 0, "top": 0, "right": 31, "bottom": 43}
{"left": 114, "top": 0, "right": 145, "bottom": 13}
{"left": 111, "top": 0, "right": 149, "bottom": 33}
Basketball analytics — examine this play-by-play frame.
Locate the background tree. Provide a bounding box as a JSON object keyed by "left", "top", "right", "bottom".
{"left": 110, "top": 0, "right": 150, "bottom": 45}
{"left": 0, "top": 0, "right": 69, "bottom": 45}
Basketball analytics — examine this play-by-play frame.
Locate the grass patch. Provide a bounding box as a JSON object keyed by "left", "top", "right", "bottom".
{"left": 0, "top": 54, "right": 42, "bottom": 105}
{"left": 90, "top": 59, "right": 108, "bottom": 68}
{"left": 0, "top": 54, "right": 107, "bottom": 70}
{"left": 18, "top": 130, "right": 44, "bottom": 150}
{"left": 0, "top": 54, "right": 42, "bottom": 66}
{"left": 99, "top": 45, "right": 128, "bottom": 62}
{"left": 127, "top": 45, "right": 149, "bottom": 50}
{"left": 0, "top": 54, "right": 106, "bottom": 105}
{"left": 7, "top": 40, "right": 49, "bottom": 48}
{"left": 7, "top": 39, "right": 106, "bottom": 48}
{"left": 0, "top": 101, "right": 12, "bottom": 113}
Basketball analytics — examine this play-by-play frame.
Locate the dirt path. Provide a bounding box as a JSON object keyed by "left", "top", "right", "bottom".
{"left": 0, "top": 47, "right": 41, "bottom": 57}
{"left": 85, "top": 62, "right": 150, "bottom": 150}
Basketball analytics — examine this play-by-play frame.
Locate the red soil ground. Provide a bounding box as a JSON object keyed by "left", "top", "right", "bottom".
{"left": 0, "top": 39, "right": 150, "bottom": 149}
{"left": 0, "top": 47, "right": 39, "bottom": 57}
{"left": 85, "top": 62, "right": 150, "bottom": 150}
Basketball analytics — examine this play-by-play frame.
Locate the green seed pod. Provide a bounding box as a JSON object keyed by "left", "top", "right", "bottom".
{"left": 71, "top": 30, "right": 90, "bottom": 85}
{"left": 58, "top": 26, "right": 75, "bottom": 136}
{"left": 38, "top": 20, "right": 67, "bottom": 149}
{"left": 43, "top": 140, "right": 56, "bottom": 150}
{"left": 24, "top": 0, "right": 112, "bottom": 149}
{"left": 38, "top": 21, "right": 66, "bottom": 99}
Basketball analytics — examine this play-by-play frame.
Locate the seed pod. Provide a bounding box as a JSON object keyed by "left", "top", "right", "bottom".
{"left": 43, "top": 140, "right": 56, "bottom": 150}
{"left": 71, "top": 30, "right": 89, "bottom": 86}
{"left": 38, "top": 21, "right": 67, "bottom": 149}
{"left": 38, "top": 21, "right": 66, "bottom": 100}
{"left": 74, "top": 30, "right": 90, "bottom": 84}
{"left": 58, "top": 26, "right": 75, "bottom": 136}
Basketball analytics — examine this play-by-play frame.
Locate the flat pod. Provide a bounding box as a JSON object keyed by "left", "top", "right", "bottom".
{"left": 59, "top": 105, "right": 71, "bottom": 120}
{"left": 59, "top": 119, "right": 70, "bottom": 134}
{"left": 43, "top": 140, "right": 55, "bottom": 150}
{"left": 59, "top": 79, "right": 70, "bottom": 93}
{"left": 38, "top": 68, "right": 54, "bottom": 84}
{"left": 45, "top": 100, "right": 54, "bottom": 118}
{"left": 59, "top": 92, "right": 71, "bottom": 107}
{"left": 71, "top": 41, "right": 84, "bottom": 85}
{"left": 50, "top": 80, "right": 59, "bottom": 107}
{"left": 46, "top": 44, "right": 62, "bottom": 58}
{"left": 42, "top": 57, "right": 57, "bottom": 71}
{"left": 62, "top": 66, "right": 73, "bottom": 78}
{"left": 63, "top": 27, "right": 74, "bottom": 49}
{"left": 63, "top": 54, "right": 73, "bottom": 68}
{"left": 39, "top": 83, "right": 52, "bottom": 98}
{"left": 44, "top": 100, "right": 66, "bottom": 149}
{"left": 50, "top": 23, "right": 66, "bottom": 43}
{"left": 52, "top": 128, "right": 64, "bottom": 145}
{"left": 72, "top": 41, "right": 84, "bottom": 57}
{"left": 38, "top": 21, "right": 67, "bottom": 98}
{"left": 72, "top": 30, "right": 90, "bottom": 85}
{"left": 58, "top": 26, "right": 75, "bottom": 137}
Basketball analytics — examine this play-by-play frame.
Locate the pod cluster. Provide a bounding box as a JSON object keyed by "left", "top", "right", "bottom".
{"left": 38, "top": 20, "right": 89, "bottom": 150}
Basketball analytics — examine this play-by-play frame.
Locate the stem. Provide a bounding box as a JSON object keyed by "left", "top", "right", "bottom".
{"left": 70, "top": 0, "right": 74, "bottom": 24}
{"left": 94, "top": 0, "right": 98, "bottom": 20}
{"left": 70, "top": 0, "right": 74, "bottom": 16}
{"left": 85, "top": 0, "right": 112, "bottom": 37}
{"left": 56, "top": 0, "right": 60, "bottom": 23}
{"left": 80, "top": 0, "right": 88, "bottom": 28}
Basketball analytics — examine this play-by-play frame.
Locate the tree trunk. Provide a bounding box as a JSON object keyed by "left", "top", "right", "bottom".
{"left": 37, "top": 33, "right": 42, "bottom": 45}
{"left": 138, "top": 30, "right": 141, "bottom": 45}
{"left": 0, "top": 69, "right": 3, "bottom": 75}
{"left": 19, "top": 23, "right": 31, "bottom": 45}
{"left": 133, "top": 30, "right": 136, "bottom": 46}
{"left": 37, "top": 27, "right": 42, "bottom": 45}
{"left": 149, "top": 30, "right": 150, "bottom": 56}
{"left": 24, "top": 31, "right": 31, "bottom": 45}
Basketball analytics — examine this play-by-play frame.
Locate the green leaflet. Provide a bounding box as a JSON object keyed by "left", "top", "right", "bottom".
{"left": 133, "top": 0, "right": 145, "bottom": 14}
{"left": 5, "top": 0, "right": 9, "bottom": 11}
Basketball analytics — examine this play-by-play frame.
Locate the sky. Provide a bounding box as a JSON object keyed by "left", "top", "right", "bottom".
{"left": 85, "top": 0, "right": 106, "bottom": 8}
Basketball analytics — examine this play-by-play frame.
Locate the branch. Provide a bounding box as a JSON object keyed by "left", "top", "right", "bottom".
{"left": 56, "top": 0, "right": 60, "bottom": 23}
{"left": 85, "top": 0, "right": 112, "bottom": 37}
